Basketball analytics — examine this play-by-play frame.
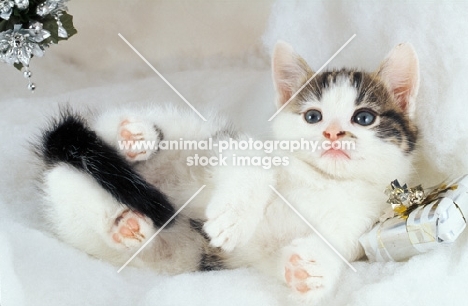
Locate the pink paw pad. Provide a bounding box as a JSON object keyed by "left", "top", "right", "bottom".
{"left": 112, "top": 210, "right": 145, "bottom": 244}
{"left": 118, "top": 119, "right": 155, "bottom": 161}
{"left": 285, "top": 254, "right": 322, "bottom": 294}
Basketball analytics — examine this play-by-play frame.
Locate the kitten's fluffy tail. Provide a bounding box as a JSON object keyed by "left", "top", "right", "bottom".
{"left": 38, "top": 111, "right": 176, "bottom": 228}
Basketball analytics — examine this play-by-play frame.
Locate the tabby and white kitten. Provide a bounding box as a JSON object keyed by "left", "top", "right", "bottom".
{"left": 203, "top": 42, "right": 419, "bottom": 303}
{"left": 39, "top": 41, "right": 419, "bottom": 303}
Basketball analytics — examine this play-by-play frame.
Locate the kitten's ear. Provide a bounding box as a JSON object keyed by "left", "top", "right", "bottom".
{"left": 376, "top": 43, "right": 420, "bottom": 118}
{"left": 272, "top": 41, "right": 313, "bottom": 107}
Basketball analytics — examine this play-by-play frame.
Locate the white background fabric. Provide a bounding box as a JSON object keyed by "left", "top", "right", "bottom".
{"left": 1, "top": 1, "right": 467, "bottom": 305}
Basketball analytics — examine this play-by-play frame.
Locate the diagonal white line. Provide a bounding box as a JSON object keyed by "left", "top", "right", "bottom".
{"left": 268, "top": 185, "right": 357, "bottom": 272}
{"left": 118, "top": 33, "right": 207, "bottom": 122}
{"left": 117, "top": 185, "right": 206, "bottom": 273}
{"left": 268, "top": 34, "right": 356, "bottom": 122}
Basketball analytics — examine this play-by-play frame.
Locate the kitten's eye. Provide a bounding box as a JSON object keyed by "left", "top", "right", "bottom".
{"left": 353, "top": 110, "right": 376, "bottom": 126}
{"left": 304, "top": 109, "right": 322, "bottom": 124}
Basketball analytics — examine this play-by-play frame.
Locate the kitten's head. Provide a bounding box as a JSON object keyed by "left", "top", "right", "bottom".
{"left": 271, "top": 42, "right": 419, "bottom": 183}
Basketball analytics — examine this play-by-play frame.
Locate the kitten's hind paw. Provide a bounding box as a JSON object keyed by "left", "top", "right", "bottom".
{"left": 118, "top": 119, "right": 161, "bottom": 162}
{"left": 285, "top": 254, "right": 325, "bottom": 294}
{"left": 282, "top": 245, "right": 342, "bottom": 304}
{"left": 110, "top": 210, "right": 155, "bottom": 250}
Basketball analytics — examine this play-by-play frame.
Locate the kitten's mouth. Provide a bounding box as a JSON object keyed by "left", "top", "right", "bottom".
{"left": 321, "top": 149, "right": 350, "bottom": 159}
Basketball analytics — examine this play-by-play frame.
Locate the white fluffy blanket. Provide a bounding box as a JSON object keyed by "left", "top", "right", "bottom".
{"left": 1, "top": 1, "right": 468, "bottom": 305}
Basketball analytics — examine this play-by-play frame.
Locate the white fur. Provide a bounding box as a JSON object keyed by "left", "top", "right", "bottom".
{"left": 42, "top": 162, "right": 206, "bottom": 274}
{"left": 41, "top": 104, "right": 274, "bottom": 273}
{"left": 204, "top": 42, "right": 419, "bottom": 303}
{"left": 40, "top": 41, "right": 418, "bottom": 303}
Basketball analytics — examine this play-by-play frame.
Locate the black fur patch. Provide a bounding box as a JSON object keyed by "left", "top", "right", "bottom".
{"left": 39, "top": 111, "right": 176, "bottom": 228}
{"left": 189, "top": 219, "right": 226, "bottom": 271}
{"left": 199, "top": 252, "right": 226, "bottom": 271}
{"left": 351, "top": 71, "right": 362, "bottom": 89}
{"left": 189, "top": 219, "right": 211, "bottom": 241}
{"left": 378, "top": 110, "right": 418, "bottom": 153}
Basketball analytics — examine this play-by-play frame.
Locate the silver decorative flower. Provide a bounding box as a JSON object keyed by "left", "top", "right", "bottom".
{"left": 28, "top": 21, "right": 52, "bottom": 42}
{"left": 0, "top": 0, "right": 29, "bottom": 20}
{"left": 14, "top": 0, "right": 28, "bottom": 10}
{"left": 36, "top": 0, "right": 69, "bottom": 38}
{"left": 0, "top": 24, "right": 50, "bottom": 66}
{"left": 0, "top": 0, "right": 14, "bottom": 20}
{"left": 36, "top": 0, "right": 68, "bottom": 16}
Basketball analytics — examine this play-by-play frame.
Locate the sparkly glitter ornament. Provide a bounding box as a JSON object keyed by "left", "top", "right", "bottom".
{"left": 0, "top": 0, "right": 14, "bottom": 20}
{"left": 36, "top": 0, "right": 69, "bottom": 38}
{"left": 28, "top": 21, "right": 51, "bottom": 43}
{"left": 0, "top": 25, "right": 49, "bottom": 66}
{"left": 14, "top": 0, "right": 28, "bottom": 10}
{"left": 22, "top": 67, "right": 35, "bottom": 91}
{"left": 0, "top": 24, "right": 50, "bottom": 90}
{"left": 55, "top": 15, "right": 67, "bottom": 38}
{"left": 0, "top": 0, "right": 29, "bottom": 20}
{"left": 0, "top": 0, "right": 76, "bottom": 91}
{"left": 36, "top": 0, "right": 67, "bottom": 16}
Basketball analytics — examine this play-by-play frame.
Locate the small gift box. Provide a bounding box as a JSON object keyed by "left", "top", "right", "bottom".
{"left": 359, "top": 175, "right": 468, "bottom": 262}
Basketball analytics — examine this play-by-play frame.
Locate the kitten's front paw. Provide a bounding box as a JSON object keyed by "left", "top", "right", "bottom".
{"left": 203, "top": 201, "right": 261, "bottom": 252}
{"left": 204, "top": 167, "right": 273, "bottom": 252}
{"left": 109, "top": 210, "right": 155, "bottom": 250}
{"left": 283, "top": 246, "right": 341, "bottom": 303}
{"left": 118, "top": 119, "right": 161, "bottom": 162}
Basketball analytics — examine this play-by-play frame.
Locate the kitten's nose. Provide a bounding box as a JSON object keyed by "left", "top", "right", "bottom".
{"left": 323, "top": 124, "right": 346, "bottom": 141}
